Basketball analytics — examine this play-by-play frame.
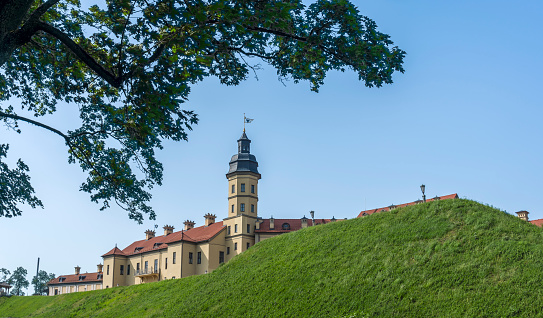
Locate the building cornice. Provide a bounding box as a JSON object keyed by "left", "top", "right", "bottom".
{"left": 223, "top": 214, "right": 261, "bottom": 221}
{"left": 227, "top": 194, "right": 259, "bottom": 200}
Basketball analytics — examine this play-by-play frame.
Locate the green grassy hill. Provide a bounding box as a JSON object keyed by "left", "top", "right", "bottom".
{"left": 2, "top": 199, "right": 543, "bottom": 317}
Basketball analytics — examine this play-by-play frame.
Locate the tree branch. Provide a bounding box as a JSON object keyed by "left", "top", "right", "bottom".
{"left": 28, "top": 0, "right": 61, "bottom": 24}
{"left": 0, "top": 111, "right": 69, "bottom": 140}
{"left": 245, "top": 26, "right": 307, "bottom": 42}
{"left": 36, "top": 22, "right": 122, "bottom": 88}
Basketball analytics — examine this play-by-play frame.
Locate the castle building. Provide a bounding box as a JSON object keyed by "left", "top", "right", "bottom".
{"left": 48, "top": 131, "right": 332, "bottom": 293}
{"left": 515, "top": 210, "right": 543, "bottom": 227}
{"left": 47, "top": 265, "right": 103, "bottom": 295}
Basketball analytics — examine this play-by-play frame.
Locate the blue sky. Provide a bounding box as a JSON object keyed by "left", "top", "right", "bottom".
{"left": 1, "top": 0, "right": 543, "bottom": 293}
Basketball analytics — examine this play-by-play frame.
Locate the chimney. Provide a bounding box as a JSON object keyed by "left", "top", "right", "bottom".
{"left": 301, "top": 216, "right": 308, "bottom": 229}
{"left": 97, "top": 264, "right": 103, "bottom": 273}
{"left": 145, "top": 229, "right": 156, "bottom": 240}
{"left": 516, "top": 210, "right": 529, "bottom": 221}
{"left": 269, "top": 216, "right": 275, "bottom": 230}
{"left": 163, "top": 225, "right": 174, "bottom": 236}
{"left": 310, "top": 210, "right": 315, "bottom": 226}
{"left": 331, "top": 216, "right": 336, "bottom": 222}
{"left": 75, "top": 266, "right": 81, "bottom": 275}
{"left": 204, "top": 213, "right": 217, "bottom": 226}
{"left": 184, "top": 220, "right": 195, "bottom": 231}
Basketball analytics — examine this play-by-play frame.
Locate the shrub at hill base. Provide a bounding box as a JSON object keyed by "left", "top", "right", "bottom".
{"left": 2, "top": 199, "right": 543, "bottom": 317}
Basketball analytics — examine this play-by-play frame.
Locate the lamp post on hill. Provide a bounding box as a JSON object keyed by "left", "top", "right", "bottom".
{"left": 420, "top": 184, "right": 426, "bottom": 203}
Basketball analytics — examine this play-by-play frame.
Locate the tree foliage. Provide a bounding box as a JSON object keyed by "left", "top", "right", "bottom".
{"left": 31, "top": 270, "right": 56, "bottom": 295}
{"left": 9, "top": 267, "right": 29, "bottom": 296}
{"left": 0, "top": 144, "right": 44, "bottom": 218}
{"left": 0, "top": 0, "right": 405, "bottom": 222}
{"left": 0, "top": 268, "right": 10, "bottom": 282}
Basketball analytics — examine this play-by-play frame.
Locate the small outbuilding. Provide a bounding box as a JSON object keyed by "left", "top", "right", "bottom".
{"left": 0, "top": 282, "right": 12, "bottom": 296}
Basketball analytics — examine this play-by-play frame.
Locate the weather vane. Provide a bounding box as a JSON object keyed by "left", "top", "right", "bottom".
{"left": 243, "top": 113, "right": 254, "bottom": 132}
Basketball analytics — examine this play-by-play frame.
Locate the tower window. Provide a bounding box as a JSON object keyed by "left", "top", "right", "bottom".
{"left": 197, "top": 252, "right": 202, "bottom": 264}
{"left": 232, "top": 185, "right": 235, "bottom": 193}
{"left": 127, "top": 265, "right": 131, "bottom": 275}
{"left": 235, "top": 224, "right": 238, "bottom": 233}
{"left": 107, "top": 265, "right": 110, "bottom": 275}
{"left": 247, "top": 243, "right": 250, "bottom": 249}
{"left": 189, "top": 252, "right": 193, "bottom": 264}
{"left": 240, "top": 203, "right": 245, "bottom": 212}
{"left": 231, "top": 205, "right": 234, "bottom": 213}
{"left": 173, "top": 252, "right": 176, "bottom": 264}
{"left": 251, "top": 204, "right": 255, "bottom": 213}
{"left": 165, "top": 257, "right": 168, "bottom": 270}
{"left": 234, "top": 242, "right": 238, "bottom": 250}
{"left": 137, "top": 263, "right": 140, "bottom": 272}
{"left": 241, "top": 184, "right": 245, "bottom": 192}
{"left": 154, "top": 259, "right": 158, "bottom": 272}
{"left": 228, "top": 226, "right": 231, "bottom": 235}
{"left": 219, "top": 252, "right": 225, "bottom": 264}
{"left": 247, "top": 224, "right": 250, "bottom": 233}
{"left": 145, "top": 261, "right": 148, "bottom": 272}
{"left": 251, "top": 185, "right": 255, "bottom": 193}
{"left": 227, "top": 247, "right": 230, "bottom": 255}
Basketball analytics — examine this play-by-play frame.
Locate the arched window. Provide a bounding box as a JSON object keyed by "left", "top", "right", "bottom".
{"left": 282, "top": 223, "right": 290, "bottom": 230}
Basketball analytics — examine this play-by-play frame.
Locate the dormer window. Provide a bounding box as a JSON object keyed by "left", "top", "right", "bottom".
{"left": 59, "top": 277, "right": 66, "bottom": 282}
{"left": 153, "top": 243, "right": 163, "bottom": 249}
{"left": 97, "top": 274, "right": 103, "bottom": 279}
{"left": 134, "top": 247, "right": 143, "bottom": 253}
{"left": 79, "top": 275, "right": 86, "bottom": 281}
{"left": 282, "top": 223, "right": 290, "bottom": 230}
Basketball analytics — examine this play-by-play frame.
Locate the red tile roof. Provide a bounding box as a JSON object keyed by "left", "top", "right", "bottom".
{"left": 47, "top": 272, "right": 103, "bottom": 286}
{"left": 357, "top": 193, "right": 459, "bottom": 218}
{"left": 102, "top": 246, "right": 126, "bottom": 257}
{"left": 103, "top": 222, "right": 225, "bottom": 258}
{"left": 530, "top": 219, "right": 543, "bottom": 227}
{"left": 255, "top": 218, "right": 336, "bottom": 233}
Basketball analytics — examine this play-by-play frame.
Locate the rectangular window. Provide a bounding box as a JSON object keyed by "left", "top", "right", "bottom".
{"left": 165, "top": 257, "right": 168, "bottom": 270}
{"left": 107, "top": 265, "right": 110, "bottom": 275}
{"left": 241, "top": 183, "right": 245, "bottom": 192}
{"left": 154, "top": 259, "right": 158, "bottom": 272}
{"left": 228, "top": 226, "right": 231, "bottom": 235}
{"left": 251, "top": 204, "right": 255, "bottom": 213}
{"left": 232, "top": 184, "right": 235, "bottom": 193}
{"left": 235, "top": 224, "right": 238, "bottom": 233}
{"left": 189, "top": 252, "right": 193, "bottom": 264}
{"left": 234, "top": 242, "right": 238, "bottom": 250}
{"left": 137, "top": 263, "right": 140, "bottom": 272}
{"left": 197, "top": 252, "right": 202, "bottom": 264}
{"left": 120, "top": 265, "right": 124, "bottom": 275}
{"left": 127, "top": 265, "right": 131, "bottom": 275}
{"left": 247, "top": 224, "right": 251, "bottom": 233}
{"left": 251, "top": 185, "right": 255, "bottom": 193}
{"left": 227, "top": 246, "right": 230, "bottom": 255}
{"left": 173, "top": 252, "right": 176, "bottom": 264}
{"left": 145, "top": 261, "right": 148, "bottom": 272}
{"left": 219, "top": 251, "right": 225, "bottom": 264}
{"left": 231, "top": 205, "right": 234, "bottom": 213}
{"left": 247, "top": 242, "right": 250, "bottom": 250}
{"left": 240, "top": 203, "right": 245, "bottom": 212}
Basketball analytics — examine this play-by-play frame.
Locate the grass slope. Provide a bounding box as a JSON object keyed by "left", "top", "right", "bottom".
{"left": 2, "top": 199, "right": 543, "bottom": 317}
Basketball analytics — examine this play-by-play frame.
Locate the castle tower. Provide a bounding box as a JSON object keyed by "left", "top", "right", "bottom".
{"left": 223, "top": 131, "right": 261, "bottom": 261}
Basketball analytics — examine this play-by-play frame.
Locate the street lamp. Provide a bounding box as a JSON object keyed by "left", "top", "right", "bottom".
{"left": 420, "top": 184, "right": 426, "bottom": 203}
